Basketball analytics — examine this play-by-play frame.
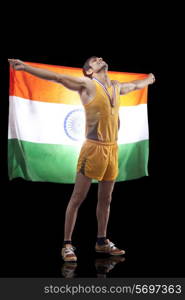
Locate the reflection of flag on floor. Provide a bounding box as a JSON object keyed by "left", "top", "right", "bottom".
{"left": 8, "top": 62, "right": 149, "bottom": 183}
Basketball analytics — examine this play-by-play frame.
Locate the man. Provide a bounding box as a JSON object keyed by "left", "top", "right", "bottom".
{"left": 8, "top": 57, "right": 155, "bottom": 262}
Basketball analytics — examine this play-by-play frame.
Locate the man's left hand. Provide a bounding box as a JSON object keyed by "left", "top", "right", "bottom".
{"left": 148, "top": 73, "right": 155, "bottom": 85}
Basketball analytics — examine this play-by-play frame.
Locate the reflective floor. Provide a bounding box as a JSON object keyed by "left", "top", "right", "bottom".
{"left": 61, "top": 256, "right": 126, "bottom": 278}
{"left": 1, "top": 241, "right": 185, "bottom": 278}
{"left": 0, "top": 177, "right": 184, "bottom": 278}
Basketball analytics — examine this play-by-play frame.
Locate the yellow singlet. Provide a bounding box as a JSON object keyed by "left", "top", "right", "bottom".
{"left": 77, "top": 79, "right": 120, "bottom": 181}
{"left": 84, "top": 79, "right": 120, "bottom": 143}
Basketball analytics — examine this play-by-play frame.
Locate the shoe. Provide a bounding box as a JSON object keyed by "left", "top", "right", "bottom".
{"left": 95, "top": 239, "right": 125, "bottom": 256}
{"left": 61, "top": 244, "right": 77, "bottom": 262}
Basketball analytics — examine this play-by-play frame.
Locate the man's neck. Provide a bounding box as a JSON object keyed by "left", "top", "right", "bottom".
{"left": 93, "top": 71, "right": 111, "bottom": 88}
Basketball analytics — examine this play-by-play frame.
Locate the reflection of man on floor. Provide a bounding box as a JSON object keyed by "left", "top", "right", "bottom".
{"left": 8, "top": 57, "right": 155, "bottom": 262}
{"left": 61, "top": 256, "right": 125, "bottom": 278}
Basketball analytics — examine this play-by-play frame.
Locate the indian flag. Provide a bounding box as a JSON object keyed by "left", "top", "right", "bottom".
{"left": 8, "top": 62, "right": 149, "bottom": 183}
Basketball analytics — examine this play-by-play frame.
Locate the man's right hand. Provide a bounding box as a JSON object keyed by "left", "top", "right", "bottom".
{"left": 8, "top": 59, "right": 26, "bottom": 71}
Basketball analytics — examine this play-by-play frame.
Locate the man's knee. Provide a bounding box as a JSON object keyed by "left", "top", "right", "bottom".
{"left": 70, "top": 190, "right": 87, "bottom": 208}
{"left": 99, "top": 194, "right": 112, "bottom": 206}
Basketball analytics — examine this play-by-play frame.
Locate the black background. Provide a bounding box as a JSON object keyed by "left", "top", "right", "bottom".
{"left": 0, "top": 8, "right": 183, "bottom": 278}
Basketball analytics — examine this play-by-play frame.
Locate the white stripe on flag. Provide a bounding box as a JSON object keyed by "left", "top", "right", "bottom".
{"left": 8, "top": 96, "right": 148, "bottom": 145}
{"left": 118, "top": 105, "right": 149, "bottom": 144}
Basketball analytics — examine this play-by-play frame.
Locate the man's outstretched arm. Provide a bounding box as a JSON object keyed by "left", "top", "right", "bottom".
{"left": 119, "top": 73, "right": 155, "bottom": 95}
{"left": 8, "top": 59, "right": 89, "bottom": 91}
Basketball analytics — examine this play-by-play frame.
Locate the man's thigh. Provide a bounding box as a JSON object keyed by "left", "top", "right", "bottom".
{"left": 77, "top": 141, "right": 109, "bottom": 181}
{"left": 102, "top": 144, "right": 118, "bottom": 181}
{"left": 72, "top": 172, "right": 92, "bottom": 199}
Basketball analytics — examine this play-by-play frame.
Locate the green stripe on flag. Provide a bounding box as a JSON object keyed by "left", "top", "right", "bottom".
{"left": 117, "top": 140, "right": 149, "bottom": 181}
{"left": 8, "top": 139, "right": 149, "bottom": 184}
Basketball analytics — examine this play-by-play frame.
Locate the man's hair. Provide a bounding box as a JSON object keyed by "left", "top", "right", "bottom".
{"left": 82, "top": 56, "right": 97, "bottom": 78}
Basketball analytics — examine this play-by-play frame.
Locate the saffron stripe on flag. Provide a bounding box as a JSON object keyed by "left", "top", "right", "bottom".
{"left": 9, "top": 62, "right": 148, "bottom": 106}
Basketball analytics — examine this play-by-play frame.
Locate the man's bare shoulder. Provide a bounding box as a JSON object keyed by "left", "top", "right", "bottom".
{"left": 79, "top": 77, "right": 96, "bottom": 105}
{"left": 111, "top": 80, "right": 120, "bottom": 86}
{"left": 111, "top": 80, "right": 121, "bottom": 94}
{"left": 82, "top": 76, "right": 95, "bottom": 88}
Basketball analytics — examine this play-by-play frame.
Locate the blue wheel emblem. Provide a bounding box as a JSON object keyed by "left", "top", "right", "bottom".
{"left": 64, "top": 109, "right": 85, "bottom": 141}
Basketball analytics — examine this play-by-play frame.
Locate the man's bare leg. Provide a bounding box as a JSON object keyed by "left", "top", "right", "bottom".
{"left": 95, "top": 180, "right": 125, "bottom": 255}
{"left": 64, "top": 172, "right": 92, "bottom": 241}
{"left": 96, "top": 180, "right": 115, "bottom": 237}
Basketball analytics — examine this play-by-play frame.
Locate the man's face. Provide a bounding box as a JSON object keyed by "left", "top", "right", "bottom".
{"left": 88, "top": 57, "right": 108, "bottom": 74}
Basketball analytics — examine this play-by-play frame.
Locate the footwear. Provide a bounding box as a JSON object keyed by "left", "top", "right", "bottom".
{"left": 61, "top": 244, "right": 77, "bottom": 262}
{"left": 95, "top": 239, "right": 125, "bottom": 256}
